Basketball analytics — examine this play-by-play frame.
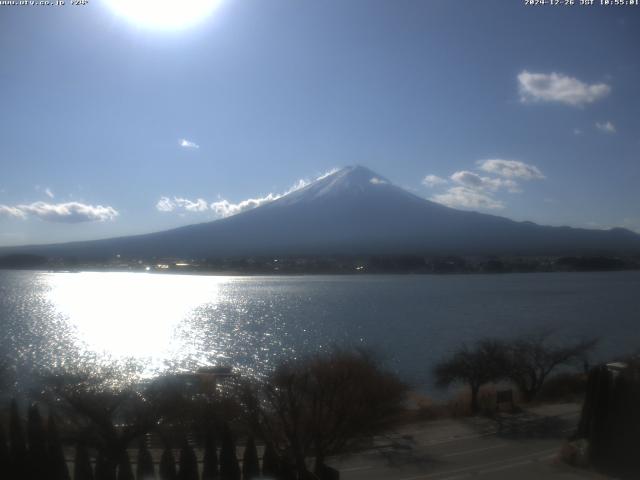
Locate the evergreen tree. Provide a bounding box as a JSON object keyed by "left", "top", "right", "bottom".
{"left": 260, "top": 443, "right": 279, "bottom": 479}
{"left": 137, "top": 440, "right": 156, "bottom": 480}
{"left": 0, "top": 424, "right": 9, "bottom": 472}
{"left": 241, "top": 436, "right": 260, "bottom": 480}
{"left": 73, "top": 443, "right": 94, "bottom": 480}
{"left": 219, "top": 424, "right": 240, "bottom": 480}
{"left": 178, "top": 440, "right": 198, "bottom": 480}
{"left": 9, "top": 400, "right": 28, "bottom": 480}
{"left": 95, "top": 450, "right": 117, "bottom": 480}
{"left": 159, "top": 447, "right": 178, "bottom": 480}
{"left": 48, "top": 414, "right": 71, "bottom": 480}
{"left": 117, "top": 450, "right": 135, "bottom": 480}
{"left": 279, "top": 457, "right": 296, "bottom": 480}
{"left": 27, "top": 404, "right": 48, "bottom": 479}
{"left": 202, "top": 431, "right": 218, "bottom": 480}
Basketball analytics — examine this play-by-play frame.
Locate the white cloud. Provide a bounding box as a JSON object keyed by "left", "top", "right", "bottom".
{"left": 0, "top": 202, "right": 118, "bottom": 223}
{"left": 573, "top": 128, "right": 582, "bottom": 135}
{"left": 0, "top": 205, "right": 26, "bottom": 219}
{"left": 427, "top": 159, "right": 546, "bottom": 211}
{"left": 175, "top": 197, "right": 209, "bottom": 212}
{"left": 210, "top": 194, "right": 279, "bottom": 218}
{"left": 431, "top": 187, "right": 504, "bottom": 210}
{"left": 369, "top": 177, "right": 387, "bottom": 185}
{"left": 595, "top": 121, "right": 616, "bottom": 133}
{"left": 450, "top": 170, "right": 520, "bottom": 193}
{"left": 156, "top": 170, "right": 341, "bottom": 218}
{"left": 209, "top": 178, "right": 315, "bottom": 218}
{"left": 422, "top": 174, "right": 448, "bottom": 188}
{"left": 316, "top": 168, "right": 340, "bottom": 180}
{"left": 179, "top": 138, "right": 200, "bottom": 149}
{"left": 45, "top": 188, "right": 54, "bottom": 199}
{"left": 156, "top": 196, "right": 211, "bottom": 213}
{"left": 477, "top": 159, "right": 545, "bottom": 180}
{"left": 155, "top": 197, "right": 175, "bottom": 212}
{"left": 517, "top": 71, "right": 610, "bottom": 107}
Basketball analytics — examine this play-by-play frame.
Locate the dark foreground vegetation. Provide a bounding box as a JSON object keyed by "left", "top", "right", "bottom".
{"left": 433, "top": 336, "right": 640, "bottom": 479}
{"left": 1, "top": 337, "right": 638, "bottom": 479}
{"left": 0, "top": 349, "right": 408, "bottom": 480}
{"left": 1, "top": 253, "right": 639, "bottom": 274}
{"left": 433, "top": 332, "right": 596, "bottom": 414}
{"left": 572, "top": 357, "right": 640, "bottom": 478}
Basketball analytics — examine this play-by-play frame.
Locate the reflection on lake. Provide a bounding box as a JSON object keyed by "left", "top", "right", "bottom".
{"left": 1, "top": 270, "right": 640, "bottom": 391}
{"left": 47, "top": 272, "right": 222, "bottom": 361}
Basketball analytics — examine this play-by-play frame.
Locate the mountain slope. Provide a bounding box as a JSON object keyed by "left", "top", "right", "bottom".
{"left": 2, "top": 166, "right": 640, "bottom": 259}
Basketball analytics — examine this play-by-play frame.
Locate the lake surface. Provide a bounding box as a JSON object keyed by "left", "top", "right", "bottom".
{"left": 1, "top": 270, "right": 639, "bottom": 393}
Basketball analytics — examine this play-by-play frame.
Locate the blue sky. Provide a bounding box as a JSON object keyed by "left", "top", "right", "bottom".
{"left": 1, "top": 0, "right": 639, "bottom": 246}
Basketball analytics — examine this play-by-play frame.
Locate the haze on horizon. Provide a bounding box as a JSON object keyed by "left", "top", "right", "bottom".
{"left": 1, "top": 0, "right": 639, "bottom": 247}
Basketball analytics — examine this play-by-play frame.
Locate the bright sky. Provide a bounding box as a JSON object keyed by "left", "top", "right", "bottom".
{"left": 1, "top": 0, "right": 639, "bottom": 246}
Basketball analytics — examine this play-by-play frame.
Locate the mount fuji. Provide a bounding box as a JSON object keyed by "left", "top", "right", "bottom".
{"left": 2, "top": 166, "right": 640, "bottom": 259}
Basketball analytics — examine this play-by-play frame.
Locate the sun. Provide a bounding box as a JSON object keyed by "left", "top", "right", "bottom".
{"left": 104, "top": 0, "right": 222, "bottom": 30}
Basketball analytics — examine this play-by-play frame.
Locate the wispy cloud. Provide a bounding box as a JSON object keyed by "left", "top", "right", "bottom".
{"left": 44, "top": 188, "right": 54, "bottom": 199}
{"left": 477, "top": 159, "right": 545, "bottom": 180}
{"left": 156, "top": 193, "right": 281, "bottom": 217}
{"left": 427, "top": 159, "right": 544, "bottom": 210}
{"left": 595, "top": 121, "right": 616, "bottom": 134}
{"left": 156, "top": 169, "right": 338, "bottom": 218}
{"left": 0, "top": 202, "right": 119, "bottom": 223}
{"left": 176, "top": 197, "right": 209, "bottom": 212}
{"left": 0, "top": 205, "right": 26, "bottom": 219}
{"left": 155, "top": 197, "right": 176, "bottom": 212}
{"left": 431, "top": 187, "right": 504, "bottom": 210}
{"left": 450, "top": 170, "right": 520, "bottom": 193}
{"left": 369, "top": 177, "right": 387, "bottom": 185}
{"left": 155, "top": 197, "right": 209, "bottom": 213}
{"left": 210, "top": 194, "right": 279, "bottom": 218}
{"left": 179, "top": 138, "right": 200, "bottom": 149}
{"left": 517, "top": 71, "right": 610, "bottom": 107}
{"left": 422, "top": 174, "right": 448, "bottom": 188}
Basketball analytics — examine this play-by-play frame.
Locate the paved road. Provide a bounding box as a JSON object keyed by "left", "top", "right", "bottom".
{"left": 329, "top": 403, "right": 609, "bottom": 480}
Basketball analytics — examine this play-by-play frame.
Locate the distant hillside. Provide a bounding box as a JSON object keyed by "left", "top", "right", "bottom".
{"left": 2, "top": 166, "right": 640, "bottom": 260}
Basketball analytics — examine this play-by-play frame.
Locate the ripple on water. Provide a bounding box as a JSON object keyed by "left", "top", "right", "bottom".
{"left": 1, "top": 270, "right": 640, "bottom": 391}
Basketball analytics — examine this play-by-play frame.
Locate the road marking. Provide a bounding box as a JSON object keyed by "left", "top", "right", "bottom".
{"left": 442, "top": 443, "right": 506, "bottom": 458}
{"left": 402, "top": 411, "right": 581, "bottom": 448}
{"left": 415, "top": 430, "right": 497, "bottom": 447}
{"left": 413, "top": 418, "right": 579, "bottom": 448}
{"left": 397, "top": 448, "right": 557, "bottom": 480}
{"left": 340, "top": 465, "right": 375, "bottom": 472}
{"left": 476, "top": 454, "right": 554, "bottom": 475}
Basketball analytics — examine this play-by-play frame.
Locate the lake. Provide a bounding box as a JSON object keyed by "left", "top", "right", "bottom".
{"left": 1, "top": 270, "right": 639, "bottom": 393}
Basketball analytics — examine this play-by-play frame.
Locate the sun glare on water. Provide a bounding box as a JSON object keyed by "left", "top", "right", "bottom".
{"left": 103, "top": 0, "right": 222, "bottom": 30}
{"left": 46, "top": 272, "right": 222, "bottom": 371}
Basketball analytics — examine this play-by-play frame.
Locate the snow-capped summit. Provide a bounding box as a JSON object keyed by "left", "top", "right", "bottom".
{"left": 274, "top": 166, "right": 398, "bottom": 206}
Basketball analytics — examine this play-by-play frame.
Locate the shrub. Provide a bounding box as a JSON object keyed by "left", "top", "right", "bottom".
{"left": 257, "top": 348, "right": 408, "bottom": 477}
{"left": 219, "top": 423, "right": 240, "bottom": 480}
{"left": 537, "top": 372, "right": 587, "bottom": 403}
{"left": 201, "top": 431, "right": 218, "bottom": 480}
{"left": 178, "top": 441, "right": 198, "bottom": 480}
{"left": 434, "top": 340, "right": 508, "bottom": 415}
{"left": 73, "top": 443, "right": 94, "bottom": 480}
{"left": 242, "top": 436, "right": 260, "bottom": 480}
{"left": 159, "top": 447, "right": 178, "bottom": 480}
{"left": 136, "top": 440, "right": 155, "bottom": 480}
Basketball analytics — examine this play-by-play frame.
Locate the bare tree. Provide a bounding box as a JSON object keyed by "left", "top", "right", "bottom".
{"left": 505, "top": 332, "right": 597, "bottom": 402}
{"left": 434, "top": 339, "right": 508, "bottom": 414}
{"left": 255, "top": 349, "right": 408, "bottom": 477}
{"left": 40, "top": 370, "right": 156, "bottom": 476}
